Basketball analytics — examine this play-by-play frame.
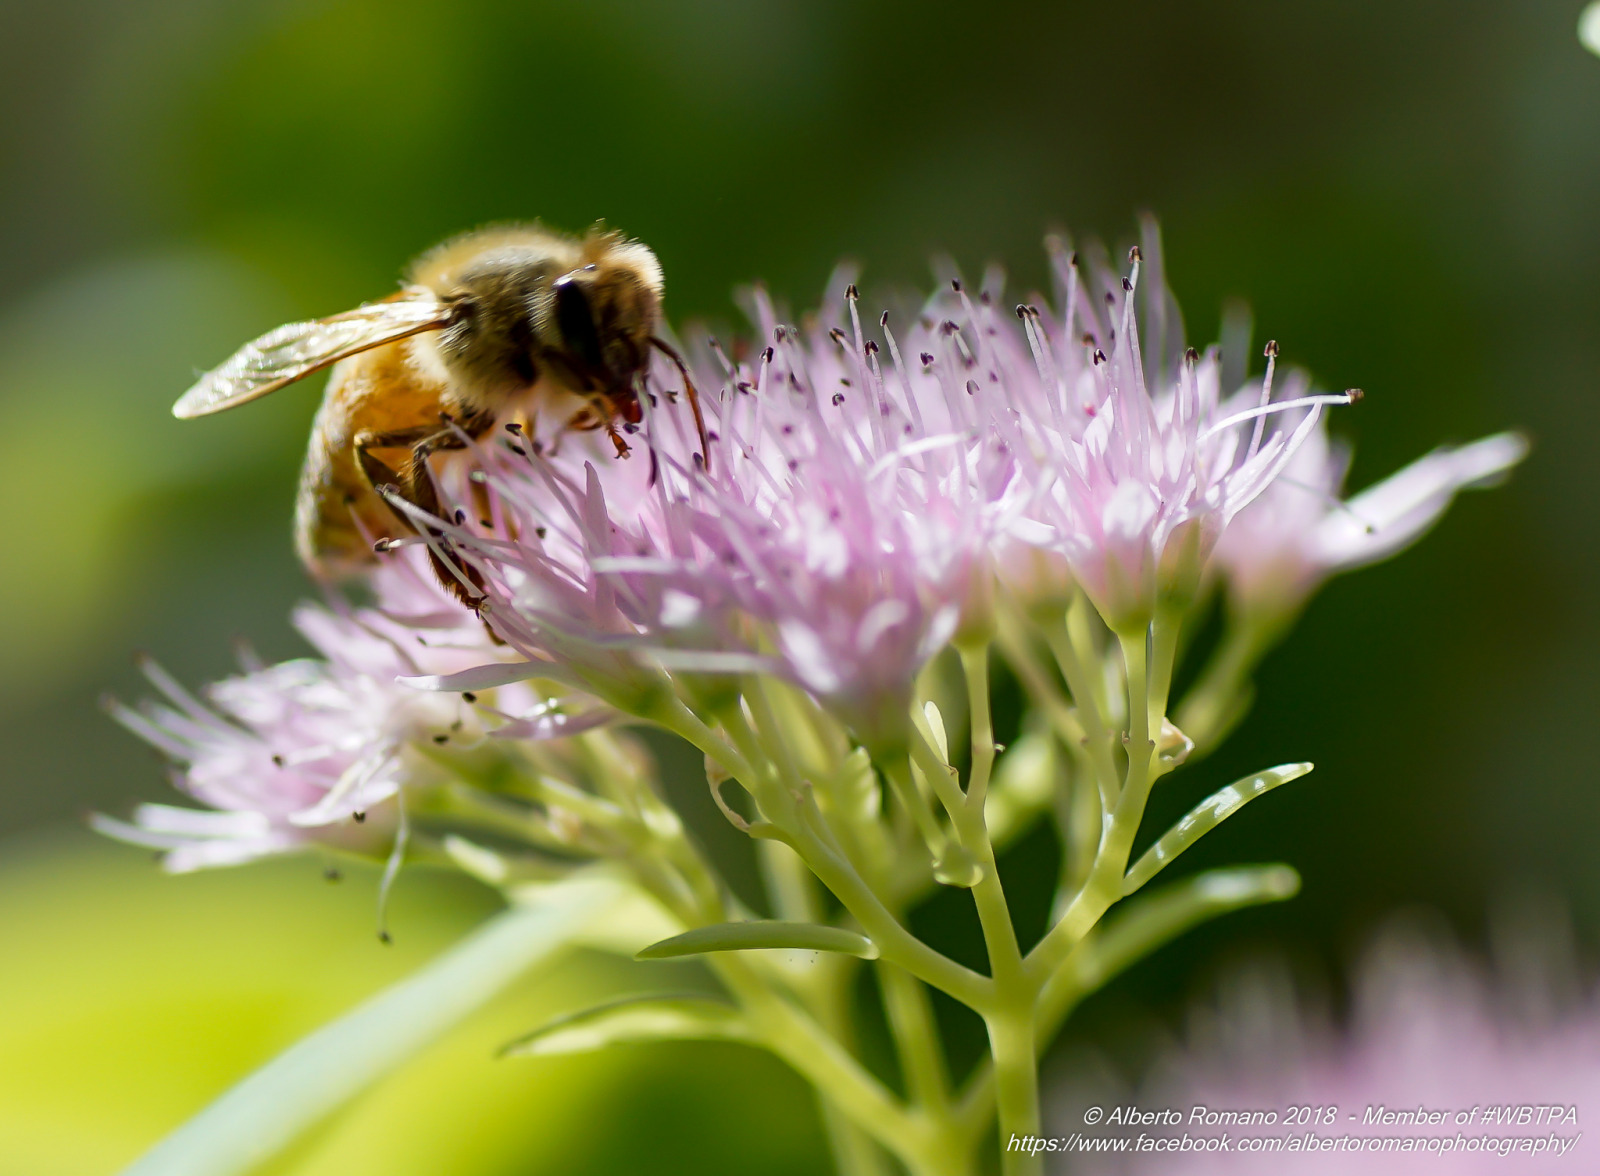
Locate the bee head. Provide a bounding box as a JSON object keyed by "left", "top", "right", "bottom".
{"left": 545, "top": 236, "right": 662, "bottom": 394}
{"left": 416, "top": 227, "right": 663, "bottom": 404}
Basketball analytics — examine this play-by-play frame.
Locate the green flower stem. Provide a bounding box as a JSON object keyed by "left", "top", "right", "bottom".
{"left": 1041, "top": 616, "right": 1122, "bottom": 810}
{"left": 1024, "top": 613, "right": 1182, "bottom": 984}
{"left": 910, "top": 724, "right": 1039, "bottom": 1176}
{"left": 954, "top": 865, "right": 1302, "bottom": 1140}
{"left": 1146, "top": 609, "right": 1183, "bottom": 745}
{"left": 658, "top": 698, "right": 992, "bottom": 1010}
{"left": 1041, "top": 865, "right": 1301, "bottom": 1034}
{"left": 817, "top": 1100, "right": 894, "bottom": 1176}
{"left": 958, "top": 641, "right": 997, "bottom": 810}
{"left": 906, "top": 719, "right": 972, "bottom": 825}
{"left": 994, "top": 610, "right": 1091, "bottom": 754}
{"left": 761, "top": 838, "right": 824, "bottom": 922}
{"left": 1173, "top": 606, "right": 1296, "bottom": 755}
{"left": 881, "top": 963, "right": 953, "bottom": 1111}
{"left": 711, "top": 953, "right": 963, "bottom": 1176}
{"left": 987, "top": 1008, "right": 1043, "bottom": 1176}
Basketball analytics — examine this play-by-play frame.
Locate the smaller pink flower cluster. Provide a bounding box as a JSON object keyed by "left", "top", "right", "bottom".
{"left": 95, "top": 554, "right": 596, "bottom": 870}
{"left": 1067, "top": 925, "right": 1598, "bottom": 1174}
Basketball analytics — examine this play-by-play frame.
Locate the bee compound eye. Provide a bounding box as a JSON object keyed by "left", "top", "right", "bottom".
{"left": 553, "top": 275, "right": 604, "bottom": 370}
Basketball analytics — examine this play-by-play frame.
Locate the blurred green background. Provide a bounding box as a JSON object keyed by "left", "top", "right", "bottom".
{"left": 2, "top": 0, "right": 1596, "bottom": 1171}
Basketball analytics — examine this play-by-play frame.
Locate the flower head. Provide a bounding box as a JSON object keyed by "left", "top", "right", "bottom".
{"left": 428, "top": 227, "right": 1348, "bottom": 738}
{"left": 1213, "top": 418, "right": 1528, "bottom": 617}
{"left": 1068, "top": 922, "right": 1599, "bottom": 1173}
{"left": 94, "top": 553, "right": 592, "bottom": 870}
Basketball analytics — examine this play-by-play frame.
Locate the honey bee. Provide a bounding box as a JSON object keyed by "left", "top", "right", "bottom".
{"left": 173, "top": 223, "right": 706, "bottom": 602}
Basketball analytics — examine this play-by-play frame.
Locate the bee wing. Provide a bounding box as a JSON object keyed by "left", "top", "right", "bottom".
{"left": 172, "top": 291, "right": 454, "bottom": 419}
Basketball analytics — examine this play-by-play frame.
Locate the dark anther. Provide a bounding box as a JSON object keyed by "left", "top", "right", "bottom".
{"left": 829, "top": 327, "right": 848, "bottom": 345}
{"left": 535, "top": 527, "right": 548, "bottom": 538}
{"left": 951, "top": 278, "right": 963, "bottom": 293}
{"left": 845, "top": 283, "right": 859, "bottom": 300}
{"left": 622, "top": 422, "right": 639, "bottom": 434}
{"left": 787, "top": 458, "right": 799, "bottom": 472}
{"left": 707, "top": 430, "right": 719, "bottom": 442}
{"left": 1104, "top": 292, "right": 1116, "bottom": 305}
{"left": 1121, "top": 277, "right": 1133, "bottom": 292}
{"left": 508, "top": 443, "right": 527, "bottom": 456}
{"left": 941, "top": 320, "right": 959, "bottom": 335}
{"left": 271, "top": 754, "right": 285, "bottom": 768}
{"left": 965, "top": 380, "right": 979, "bottom": 395}
{"left": 1028, "top": 304, "right": 1041, "bottom": 317}
{"left": 781, "top": 424, "right": 795, "bottom": 435}
{"left": 840, "top": 378, "right": 853, "bottom": 387}
{"left": 1093, "top": 349, "right": 1107, "bottom": 364}
{"left": 1081, "top": 333, "right": 1095, "bottom": 347}
{"left": 1129, "top": 245, "right": 1142, "bottom": 263}
{"left": 832, "top": 392, "right": 845, "bottom": 405}
{"left": 761, "top": 346, "right": 775, "bottom": 363}
{"left": 1346, "top": 388, "right": 1365, "bottom": 402}
{"left": 880, "top": 311, "right": 890, "bottom": 327}
{"left": 1184, "top": 346, "right": 1199, "bottom": 363}
{"left": 432, "top": 734, "right": 448, "bottom": 744}
{"left": 1015, "top": 304, "right": 1028, "bottom": 319}
{"left": 1069, "top": 251, "right": 1079, "bottom": 267}
{"left": 864, "top": 340, "right": 879, "bottom": 354}
{"left": 504, "top": 421, "right": 523, "bottom": 434}
{"left": 647, "top": 392, "right": 659, "bottom": 407}
{"left": 920, "top": 352, "right": 934, "bottom": 365}
{"left": 1264, "top": 340, "right": 1280, "bottom": 358}
{"left": 774, "top": 326, "right": 788, "bottom": 341}
{"left": 978, "top": 290, "right": 992, "bottom": 305}
{"left": 353, "top": 811, "right": 367, "bottom": 823}
{"left": 378, "top": 930, "right": 392, "bottom": 945}
{"left": 453, "top": 509, "right": 465, "bottom": 525}
{"left": 462, "top": 692, "right": 478, "bottom": 702}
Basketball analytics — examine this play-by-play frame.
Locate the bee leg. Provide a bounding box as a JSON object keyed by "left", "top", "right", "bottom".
{"left": 402, "top": 418, "right": 503, "bottom": 610}
{"left": 354, "top": 426, "right": 438, "bottom": 547}
{"left": 353, "top": 425, "right": 485, "bottom": 609}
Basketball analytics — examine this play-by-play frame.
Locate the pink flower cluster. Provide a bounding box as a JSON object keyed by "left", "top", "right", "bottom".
{"left": 101, "top": 224, "right": 1525, "bottom": 870}
{"left": 1068, "top": 926, "right": 1598, "bottom": 1173}
{"left": 96, "top": 554, "right": 594, "bottom": 869}
{"left": 424, "top": 228, "right": 1356, "bottom": 733}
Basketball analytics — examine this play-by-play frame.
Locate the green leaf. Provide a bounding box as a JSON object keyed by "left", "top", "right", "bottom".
{"left": 636, "top": 920, "right": 879, "bottom": 960}
{"left": 1041, "top": 865, "right": 1300, "bottom": 1035}
{"left": 118, "top": 872, "right": 625, "bottom": 1176}
{"left": 1122, "top": 762, "right": 1314, "bottom": 895}
{"left": 500, "top": 994, "right": 750, "bottom": 1057}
